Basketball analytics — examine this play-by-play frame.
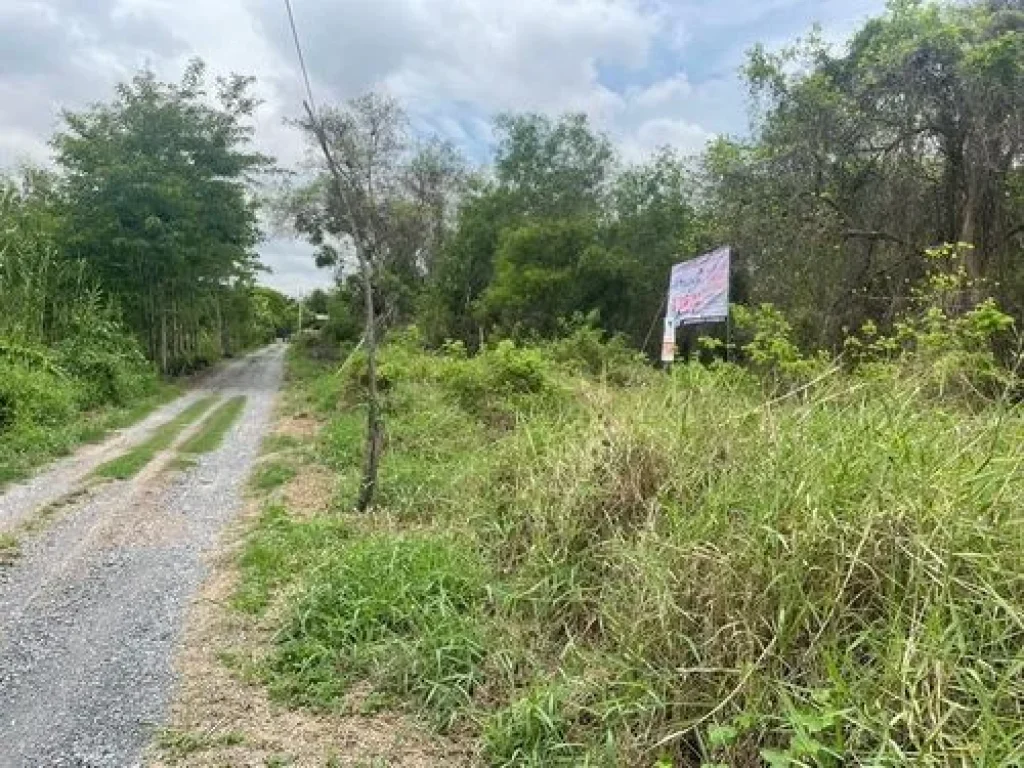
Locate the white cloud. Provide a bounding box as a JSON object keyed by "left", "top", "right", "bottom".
{"left": 629, "top": 74, "right": 693, "bottom": 109}
{"left": 257, "top": 237, "right": 334, "bottom": 297}
{"left": 0, "top": 0, "right": 887, "bottom": 293}
{"left": 241, "top": 0, "right": 662, "bottom": 131}
{"left": 622, "top": 118, "right": 714, "bottom": 160}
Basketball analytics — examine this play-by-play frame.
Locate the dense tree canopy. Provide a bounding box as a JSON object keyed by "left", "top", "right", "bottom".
{"left": 421, "top": 116, "right": 704, "bottom": 354}
{"left": 292, "top": 0, "right": 1018, "bottom": 367}
{"left": 52, "top": 60, "right": 271, "bottom": 372}
{"left": 707, "top": 0, "right": 1023, "bottom": 345}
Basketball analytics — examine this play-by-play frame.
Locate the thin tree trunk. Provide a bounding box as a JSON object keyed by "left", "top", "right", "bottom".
{"left": 303, "top": 101, "right": 383, "bottom": 512}
{"left": 355, "top": 244, "right": 383, "bottom": 512}
{"left": 160, "top": 301, "right": 168, "bottom": 374}
{"left": 215, "top": 295, "right": 224, "bottom": 357}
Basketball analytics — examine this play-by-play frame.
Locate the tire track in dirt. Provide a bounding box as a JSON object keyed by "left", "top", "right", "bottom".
{"left": 0, "top": 355, "right": 256, "bottom": 534}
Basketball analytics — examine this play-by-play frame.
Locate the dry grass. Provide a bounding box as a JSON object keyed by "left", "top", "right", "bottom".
{"left": 254, "top": 338, "right": 1024, "bottom": 767}
{"left": 280, "top": 465, "right": 335, "bottom": 518}
{"left": 274, "top": 415, "right": 321, "bottom": 441}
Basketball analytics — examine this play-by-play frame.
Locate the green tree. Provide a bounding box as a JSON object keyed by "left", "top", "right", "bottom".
{"left": 294, "top": 92, "right": 467, "bottom": 511}
{"left": 494, "top": 112, "right": 614, "bottom": 218}
{"left": 251, "top": 286, "right": 297, "bottom": 341}
{"left": 606, "top": 149, "right": 708, "bottom": 352}
{"left": 52, "top": 60, "right": 270, "bottom": 372}
{"left": 428, "top": 117, "right": 705, "bottom": 353}
{"left": 480, "top": 218, "right": 600, "bottom": 337}
{"left": 425, "top": 113, "right": 620, "bottom": 346}
{"left": 708, "top": 0, "right": 1024, "bottom": 345}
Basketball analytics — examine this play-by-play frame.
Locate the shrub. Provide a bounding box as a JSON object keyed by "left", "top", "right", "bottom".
{"left": 54, "top": 315, "right": 155, "bottom": 408}
{"left": 546, "top": 316, "right": 649, "bottom": 385}
{"left": 440, "top": 340, "right": 566, "bottom": 424}
{"left": 0, "top": 359, "right": 77, "bottom": 431}
{"left": 731, "top": 303, "right": 832, "bottom": 390}
{"left": 843, "top": 244, "right": 1019, "bottom": 402}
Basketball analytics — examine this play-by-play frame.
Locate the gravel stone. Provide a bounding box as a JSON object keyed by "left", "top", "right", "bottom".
{"left": 0, "top": 345, "right": 284, "bottom": 767}
{"left": 0, "top": 354, "right": 260, "bottom": 532}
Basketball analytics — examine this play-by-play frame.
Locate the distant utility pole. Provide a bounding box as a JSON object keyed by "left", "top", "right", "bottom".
{"left": 297, "top": 291, "right": 303, "bottom": 336}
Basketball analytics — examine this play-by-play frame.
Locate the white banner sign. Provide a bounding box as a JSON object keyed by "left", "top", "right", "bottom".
{"left": 661, "top": 316, "right": 676, "bottom": 363}
{"left": 666, "top": 247, "right": 731, "bottom": 328}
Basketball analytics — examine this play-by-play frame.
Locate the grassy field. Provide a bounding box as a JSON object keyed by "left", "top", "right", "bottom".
{"left": 237, "top": 332, "right": 1023, "bottom": 767}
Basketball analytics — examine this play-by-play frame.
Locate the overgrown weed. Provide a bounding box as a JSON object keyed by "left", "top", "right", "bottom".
{"left": 237, "top": 310, "right": 1023, "bottom": 766}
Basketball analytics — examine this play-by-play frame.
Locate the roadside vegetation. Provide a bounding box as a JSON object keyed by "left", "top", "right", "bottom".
{"left": 0, "top": 64, "right": 297, "bottom": 488}
{"left": 220, "top": 1, "right": 1024, "bottom": 764}
{"left": 1, "top": 0, "right": 1020, "bottom": 763}
{"left": 240, "top": 286, "right": 1021, "bottom": 765}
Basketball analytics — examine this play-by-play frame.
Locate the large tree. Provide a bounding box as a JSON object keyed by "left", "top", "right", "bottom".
{"left": 427, "top": 115, "right": 704, "bottom": 353}
{"left": 707, "top": 0, "right": 1024, "bottom": 345}
{"left": 52, "top": 60, "right": 270, "bottom": 372}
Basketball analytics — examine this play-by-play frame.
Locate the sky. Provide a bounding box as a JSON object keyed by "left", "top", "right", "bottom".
{"left": 0, "top": 0, "right": 887, "bottom": 297}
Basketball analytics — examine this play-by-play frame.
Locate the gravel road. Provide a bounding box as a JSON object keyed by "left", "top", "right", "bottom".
{"left": 0, "top": 344, "right": 285, "bottom": 767}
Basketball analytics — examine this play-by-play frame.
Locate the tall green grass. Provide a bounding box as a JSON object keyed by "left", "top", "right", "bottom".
{"left": 238, "top": 334, "right": 1023, "bottom": 766}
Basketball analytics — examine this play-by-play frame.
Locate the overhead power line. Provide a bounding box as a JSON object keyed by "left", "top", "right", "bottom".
{"left": 283, "top": 0, "right": 318, "bottom": 116}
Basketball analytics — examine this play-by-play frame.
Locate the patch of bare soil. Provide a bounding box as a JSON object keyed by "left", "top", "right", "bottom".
{"left": 280, "top": 465, "right": 336, "bottom": 519}
{"left": 274, "top": 415, "right": 320, "bottom": 440}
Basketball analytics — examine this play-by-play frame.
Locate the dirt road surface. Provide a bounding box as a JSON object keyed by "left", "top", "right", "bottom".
{"left": 0, "top": 345, "right": 285, "bottom": 767}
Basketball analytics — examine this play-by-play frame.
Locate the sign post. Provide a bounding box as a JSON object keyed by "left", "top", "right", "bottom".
{"left": 662, "top": 246, "right": 731, "bottom": 365}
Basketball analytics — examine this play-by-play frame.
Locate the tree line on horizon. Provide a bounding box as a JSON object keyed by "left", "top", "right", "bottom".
{"left": 296, "top": 0, "right": 1022, "bottom": 363}
{"left": 1, "top": 0, "right": 1020, "bottom": 383}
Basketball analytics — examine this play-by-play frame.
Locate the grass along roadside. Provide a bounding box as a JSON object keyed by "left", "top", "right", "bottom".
{"left": 146, "top": 354, "right": 472, "bottom": 768}
{"left": 92, "top": 396, "right": 219, "bottom": 480}
{"left": 0, "top": 381, "right": 182, "bottom": 490}
{"left": 229, "top": 335, "right": 1024, "bottom": 767}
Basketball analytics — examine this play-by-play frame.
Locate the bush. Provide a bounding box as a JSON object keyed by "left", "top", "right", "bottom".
{"left": 0, "top": 320, "right": 158, "bottom": 485}
{"left": 843, "top": 244, "right": 1019, "bottom": 402}
{"left": 545, "top": 316, "right": 649, "bottom": 386}
{"left": 731, "top": 303, "right": 832, "bottom": 390}
{"left": 0, "top": 359, "right": 77, "bottom": 431}
{"left": 54, "top": 316, "right": 155, "bottom": 408}
{"left": 440, "top": 340, "right": 565, "bottom": 424}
